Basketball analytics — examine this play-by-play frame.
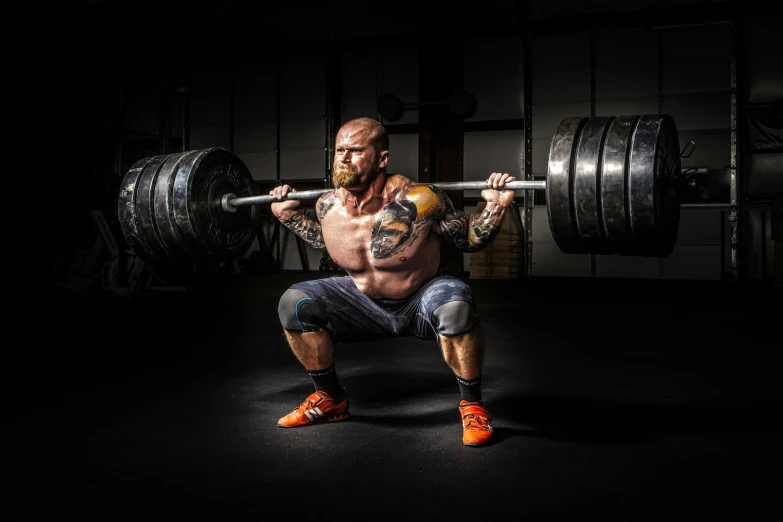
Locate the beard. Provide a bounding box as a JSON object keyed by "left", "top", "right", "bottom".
{"left": 332, "top": 163, "right": 363, "bottom": 188}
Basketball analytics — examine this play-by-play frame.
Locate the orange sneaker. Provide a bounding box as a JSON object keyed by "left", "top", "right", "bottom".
{"left": 459, "top": 400, "right": 494, "bottom": 446}
{"left": 278, "top": 391, "right": 350, "bottom": 428}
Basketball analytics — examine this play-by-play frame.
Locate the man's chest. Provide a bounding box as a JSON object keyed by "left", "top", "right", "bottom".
{"left": 321, "top": 204, "right": 435, "bottom": 260}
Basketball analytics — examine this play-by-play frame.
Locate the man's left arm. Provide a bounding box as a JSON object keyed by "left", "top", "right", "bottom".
{"left": 436, "top": 172, "right": 517, "bottom": 253}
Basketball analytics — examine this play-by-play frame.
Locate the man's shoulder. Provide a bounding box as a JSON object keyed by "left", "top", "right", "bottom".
{"left": 387, "top": 174, "right": 438, "bottom": 193}
{"left": 386, "top": 173, "right": 414, "bottom": 189}
{"left": 316, "top": 189, "right": 338, "bottom": 202}
{"left": 398, "top": 182, "right": 445, "bottom": 220}
{"left": 316, "top": 190, "right": 340, "bottom": 218}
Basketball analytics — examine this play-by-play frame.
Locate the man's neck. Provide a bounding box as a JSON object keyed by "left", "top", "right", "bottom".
{"left": 340, "top": 172, "right": 387, "bottom": 215}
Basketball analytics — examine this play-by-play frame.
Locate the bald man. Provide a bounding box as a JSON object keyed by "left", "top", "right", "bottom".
{"left": 269, "top": 117, "right": 516, "bottom": 446}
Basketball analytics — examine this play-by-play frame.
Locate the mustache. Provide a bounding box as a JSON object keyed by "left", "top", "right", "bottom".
{"left": 335, "top": 163, "right": 358, "bottom": 174}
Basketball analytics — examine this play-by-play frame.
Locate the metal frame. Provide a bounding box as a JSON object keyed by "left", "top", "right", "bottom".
{"left": 657, "top": 29, "right": 665, "bottom": 279}
{"left": 522, "top": 36, "right": 534, "bottom": 278}
{"left": 729, "top": 28, "right": 740, "bottom": 281}
{"left": 275, "top": 63, "right": 282, "bottom": 266}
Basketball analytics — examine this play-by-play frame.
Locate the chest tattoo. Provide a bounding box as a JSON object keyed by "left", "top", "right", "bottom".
{"left": 370, "top": 184, "right": 443, "bottom": 259}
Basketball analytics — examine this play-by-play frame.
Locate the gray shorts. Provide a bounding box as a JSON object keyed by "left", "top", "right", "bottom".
{"left": 289, "top": 275, "right": 476, "bottom": 343}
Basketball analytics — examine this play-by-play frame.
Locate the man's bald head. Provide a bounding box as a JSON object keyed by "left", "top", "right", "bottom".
{"left": 338, "top": 118, "right": 389, "bottom": 153}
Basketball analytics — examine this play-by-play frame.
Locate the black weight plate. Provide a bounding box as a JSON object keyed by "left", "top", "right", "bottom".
{"left": 573, "top": 116, "right": 613, "bottom": 254}
{"left": 173, "top": 148, "right": 259, "bottom": 260}
{"left": 599, "top": 115, "right": 639, "bottom": 255}
{"left": 117, "top": 155, "right": 159, "bottom": 260}
{"left": 133, "top": 153, "right": 177, "bottom": 261}
{"left": 654, "top": 115, "right": 681, "bottom": 258}
{"left": 546, "top": 116, "right": 588, "bottom": 254}
{"left": 152, "top": 150, "right": 200, "bottom": 258}
{"left": 628, "top": 114, "right": 681, "bottom": 257}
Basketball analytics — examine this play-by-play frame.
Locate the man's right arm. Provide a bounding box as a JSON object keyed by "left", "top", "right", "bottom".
{"left": 269, "top": 185, "right": 326, "bottom": 250}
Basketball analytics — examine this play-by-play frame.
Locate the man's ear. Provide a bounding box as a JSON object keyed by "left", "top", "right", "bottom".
{"left": 379, "top": 150, "right": 389, "bottom": 168}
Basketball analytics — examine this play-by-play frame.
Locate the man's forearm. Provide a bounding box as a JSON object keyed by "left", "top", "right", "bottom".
{"left": 275, "top": 209, "right": 325, "bottom": 250}
{"left": 440, "top": 202, "right": 508, "bottom": 252}
{"left": 467, "top": 201, "right": 508, "bottom": 251}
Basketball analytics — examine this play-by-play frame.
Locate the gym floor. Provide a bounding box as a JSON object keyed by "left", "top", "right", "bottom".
{"left": 39, "top": 271, "right": 780, "bottom": 520}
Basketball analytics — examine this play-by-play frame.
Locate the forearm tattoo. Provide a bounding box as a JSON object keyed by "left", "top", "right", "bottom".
{"left": 439, "top": 204, "right": 506, "bottom": 252}
{"left": 279, "top": 212, "right": 325, "bottom": 250}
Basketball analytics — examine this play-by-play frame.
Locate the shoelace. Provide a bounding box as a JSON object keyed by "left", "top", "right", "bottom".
{"left": 295, "top": 394, "right": 343, "bottom": 414}
{"left": 298, "top": 398, "right": 317, "bottom": 411}
{"left": 463, "top": 412, "right": 491, "bottom": 429}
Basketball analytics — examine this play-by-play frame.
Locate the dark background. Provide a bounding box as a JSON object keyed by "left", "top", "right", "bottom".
{"left": 13, "top": 0, "right": 783, "bottom": 519}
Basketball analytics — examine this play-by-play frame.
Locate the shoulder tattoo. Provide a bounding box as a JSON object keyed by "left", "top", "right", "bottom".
{"left": 316, "top": 193, "right": 338, "bottom": 221}
{"left": 399, "top": 184, "right": 445, "bottom": 220}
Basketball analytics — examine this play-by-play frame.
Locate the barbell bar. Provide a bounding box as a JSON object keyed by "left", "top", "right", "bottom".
{"left": 118, "top": 114, "right": 690, "bottom": 263}
{"left": 220, "top": 180, "right": 548, "bottom": 211}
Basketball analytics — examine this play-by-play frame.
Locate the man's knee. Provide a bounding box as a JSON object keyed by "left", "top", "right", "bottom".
{"left": 432, "top": 300, "right": 479, "bottom": 336}
{"left": 278, "top": 288, "right": 328, "bottom": 332}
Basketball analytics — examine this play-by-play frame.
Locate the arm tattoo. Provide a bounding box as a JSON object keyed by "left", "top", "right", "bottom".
{"left": 279, "top": 212, "right": 325, "bottom": 250}
{"left": 438, "top": 201, "right": 507, "bottom": 253}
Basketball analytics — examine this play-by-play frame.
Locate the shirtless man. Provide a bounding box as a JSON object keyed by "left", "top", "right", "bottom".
{"left": 269, "top": 117, "right": 516, "bottom": 446}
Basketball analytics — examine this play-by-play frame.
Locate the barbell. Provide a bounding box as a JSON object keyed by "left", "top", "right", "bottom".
{"left": 118, "top": 114, "right": 691, "bottom": 263}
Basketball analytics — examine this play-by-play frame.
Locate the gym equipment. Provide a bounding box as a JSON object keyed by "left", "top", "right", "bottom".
{"left": 118, "top": 148, "right": 259, "bottom": 263}
{"left": 546, "top": 114, "right": 685, "bottom": 257}
{"left": 118, "top": 114, "right": 692, "bottom": 262}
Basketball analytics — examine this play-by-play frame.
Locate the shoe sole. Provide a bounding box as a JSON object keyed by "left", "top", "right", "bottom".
{"left": 278, "top": 411, "right": 350, "bottom": 428}
{"left": 463, "top": 431, "right": 494, "bottom": 447}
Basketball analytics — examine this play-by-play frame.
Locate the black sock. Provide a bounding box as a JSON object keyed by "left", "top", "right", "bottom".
{"left": 456, "top": 375, "right": 482, "bottom": 403}
{"left": 308, "top": 363, "right": 344, "bottom": 398}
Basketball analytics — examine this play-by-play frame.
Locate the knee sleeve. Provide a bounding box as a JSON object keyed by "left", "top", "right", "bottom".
{"left": 432, "top": 301, "right": 479, "bottom": 336}
{"left": 278, "top": 288, "right": 328, "bottom": 332}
